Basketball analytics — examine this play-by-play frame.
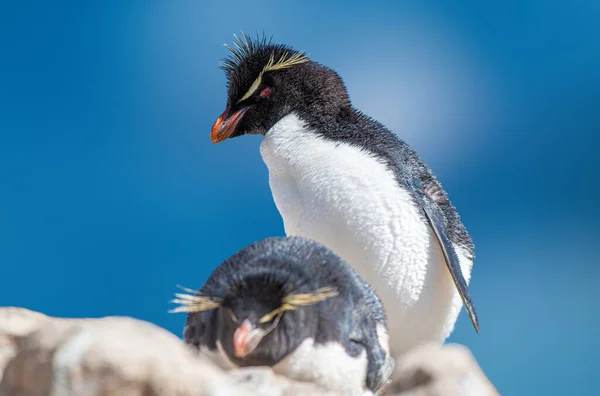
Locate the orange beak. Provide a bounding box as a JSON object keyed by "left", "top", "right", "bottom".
{"left": 210, "top": 107, "right": 247, "bottom": 143}
{"left": 233, "top": 319, "right": 265, "bottom": 358}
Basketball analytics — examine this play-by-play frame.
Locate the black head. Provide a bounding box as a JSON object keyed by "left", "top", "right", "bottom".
{"left": 173, "top": 259, "right": 338, "bottom": 367}
{"left": 210, "top": 33, "right": 350, "bottom": 143}
{"left": 217, "top": 273, "right": 337, "bottom": 367}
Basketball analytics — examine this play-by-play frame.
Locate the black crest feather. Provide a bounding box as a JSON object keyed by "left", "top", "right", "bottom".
{"left": 219, "top": 32, "right": 309, "bottom": 89}
{"left": 221, "top": 32, "right": 273, "bottom": 74}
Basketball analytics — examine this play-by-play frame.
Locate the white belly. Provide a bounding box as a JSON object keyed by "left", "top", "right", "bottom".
{"left": 260, "top": 113, "right": 472, "bottom": 356}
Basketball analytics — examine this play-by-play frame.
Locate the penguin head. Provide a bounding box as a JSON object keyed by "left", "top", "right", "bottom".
{"left": 210, "top": 33, "right": 349, "bottom": 143}
{"left": 216, "top": 277, "right": 337, "bottom": 366}
{"left": 172, "top": 247, "right": 339, "bottom": 366}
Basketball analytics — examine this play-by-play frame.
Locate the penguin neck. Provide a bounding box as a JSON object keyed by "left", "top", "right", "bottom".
{"left": 260, "top": 112, "right": 340, "bottom": 167}
{"left": 262, "top": 112, "right": 312, "bottom": 148}
{"left": 260, "top": 108, "right": 397, "bottom": 164}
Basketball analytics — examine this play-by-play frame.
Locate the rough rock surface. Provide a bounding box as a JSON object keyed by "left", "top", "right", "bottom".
{"left": 0, "top": 307, "right": 498, "bottom": 395}
{"left": 384, "top": 343, "right": 499, "bottom": 395}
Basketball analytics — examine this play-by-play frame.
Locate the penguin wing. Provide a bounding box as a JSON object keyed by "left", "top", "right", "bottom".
{"left": 411, "top": 180, "right": 480, "bottom": 332}
{"left": 349, "top": 302, "right": 394, "bottom": 392}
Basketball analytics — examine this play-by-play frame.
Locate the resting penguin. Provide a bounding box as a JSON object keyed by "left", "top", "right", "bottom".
{"left": 173, "top": 236, "right": 394, "bottom": 394}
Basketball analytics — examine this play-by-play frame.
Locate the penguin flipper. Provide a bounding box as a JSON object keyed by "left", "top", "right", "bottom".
{"left": 415, "top": 191, "right": 480, "bottom": 333}
{"left": 349, "top": 307, "right": 394, "bottom": 392}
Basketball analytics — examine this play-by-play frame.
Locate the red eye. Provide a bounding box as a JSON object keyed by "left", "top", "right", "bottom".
{"left": 260, "top": 88, "right": 271, "bottom": 98}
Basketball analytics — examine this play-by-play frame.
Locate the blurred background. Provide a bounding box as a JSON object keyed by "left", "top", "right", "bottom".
{"left": 1, "top": 1, "right": 598, "bottom": 394}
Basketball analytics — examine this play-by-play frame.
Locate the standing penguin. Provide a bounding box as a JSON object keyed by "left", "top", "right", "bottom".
{"left": 208, "top": 34, "right": 479, "bottom": 356}
{"left": 174, "top": 236, "right": 394, "bottom": 394}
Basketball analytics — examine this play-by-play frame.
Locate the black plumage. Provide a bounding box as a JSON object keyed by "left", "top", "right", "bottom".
{"left": 179, "top": 236, "right": 393, "bottom": 393}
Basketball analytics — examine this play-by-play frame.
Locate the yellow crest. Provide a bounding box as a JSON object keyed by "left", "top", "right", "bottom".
{"left": 237, "top": 50, "right": 309, "bottom": 102}
{"left": 221, "top": 32, "right": 309, "bottom": 102}
{"left": 258, "top": 286, "right": 338, "bottom": 324}
{"left": 168, "top": 285, "right": 222, "bottom": 314}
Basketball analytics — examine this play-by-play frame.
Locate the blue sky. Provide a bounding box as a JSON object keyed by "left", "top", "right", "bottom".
{"left": 1, "top": 1, "right": 598, "bottom": 394}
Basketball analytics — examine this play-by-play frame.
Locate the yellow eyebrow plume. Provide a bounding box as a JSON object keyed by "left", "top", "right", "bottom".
{"left": 282, "top": 286, "right": 339, "bottom": 306}
{"left": 168, "top": 285, "right": 222, "bottom": 313}
{"left": 238, "top": 50, "right": 309, "bottom": 102}
{"left": 257, "top": 286, "right": 339, "bottom": 323}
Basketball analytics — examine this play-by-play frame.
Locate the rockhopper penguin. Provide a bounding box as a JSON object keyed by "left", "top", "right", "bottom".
{"left": 173, "top": 236, "right": 394, "bottom": 394}
{"left": 209, "top": 34, "right": 479, "bottom": 356}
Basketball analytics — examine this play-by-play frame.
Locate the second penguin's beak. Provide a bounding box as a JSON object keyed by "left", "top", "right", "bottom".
{"left": 233, "top": 319, "right": 265, "bottom": 358}
{"left": 210, "top": 107, "right": 247, "bottom": 143}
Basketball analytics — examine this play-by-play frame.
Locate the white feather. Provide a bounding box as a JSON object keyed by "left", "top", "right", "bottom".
{"left": 274, "top": 338, "right": 369, "bottom": 395}
{"left": 200, "top": 340, "right": 369, "bottom": 395}
{"left": 260, "top": 113, "right": 473, "bottom": 356}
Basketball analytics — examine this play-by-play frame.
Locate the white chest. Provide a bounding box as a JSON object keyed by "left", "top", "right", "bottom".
{"left": 259, "top": 113, "right": 471, "bottom": 354}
